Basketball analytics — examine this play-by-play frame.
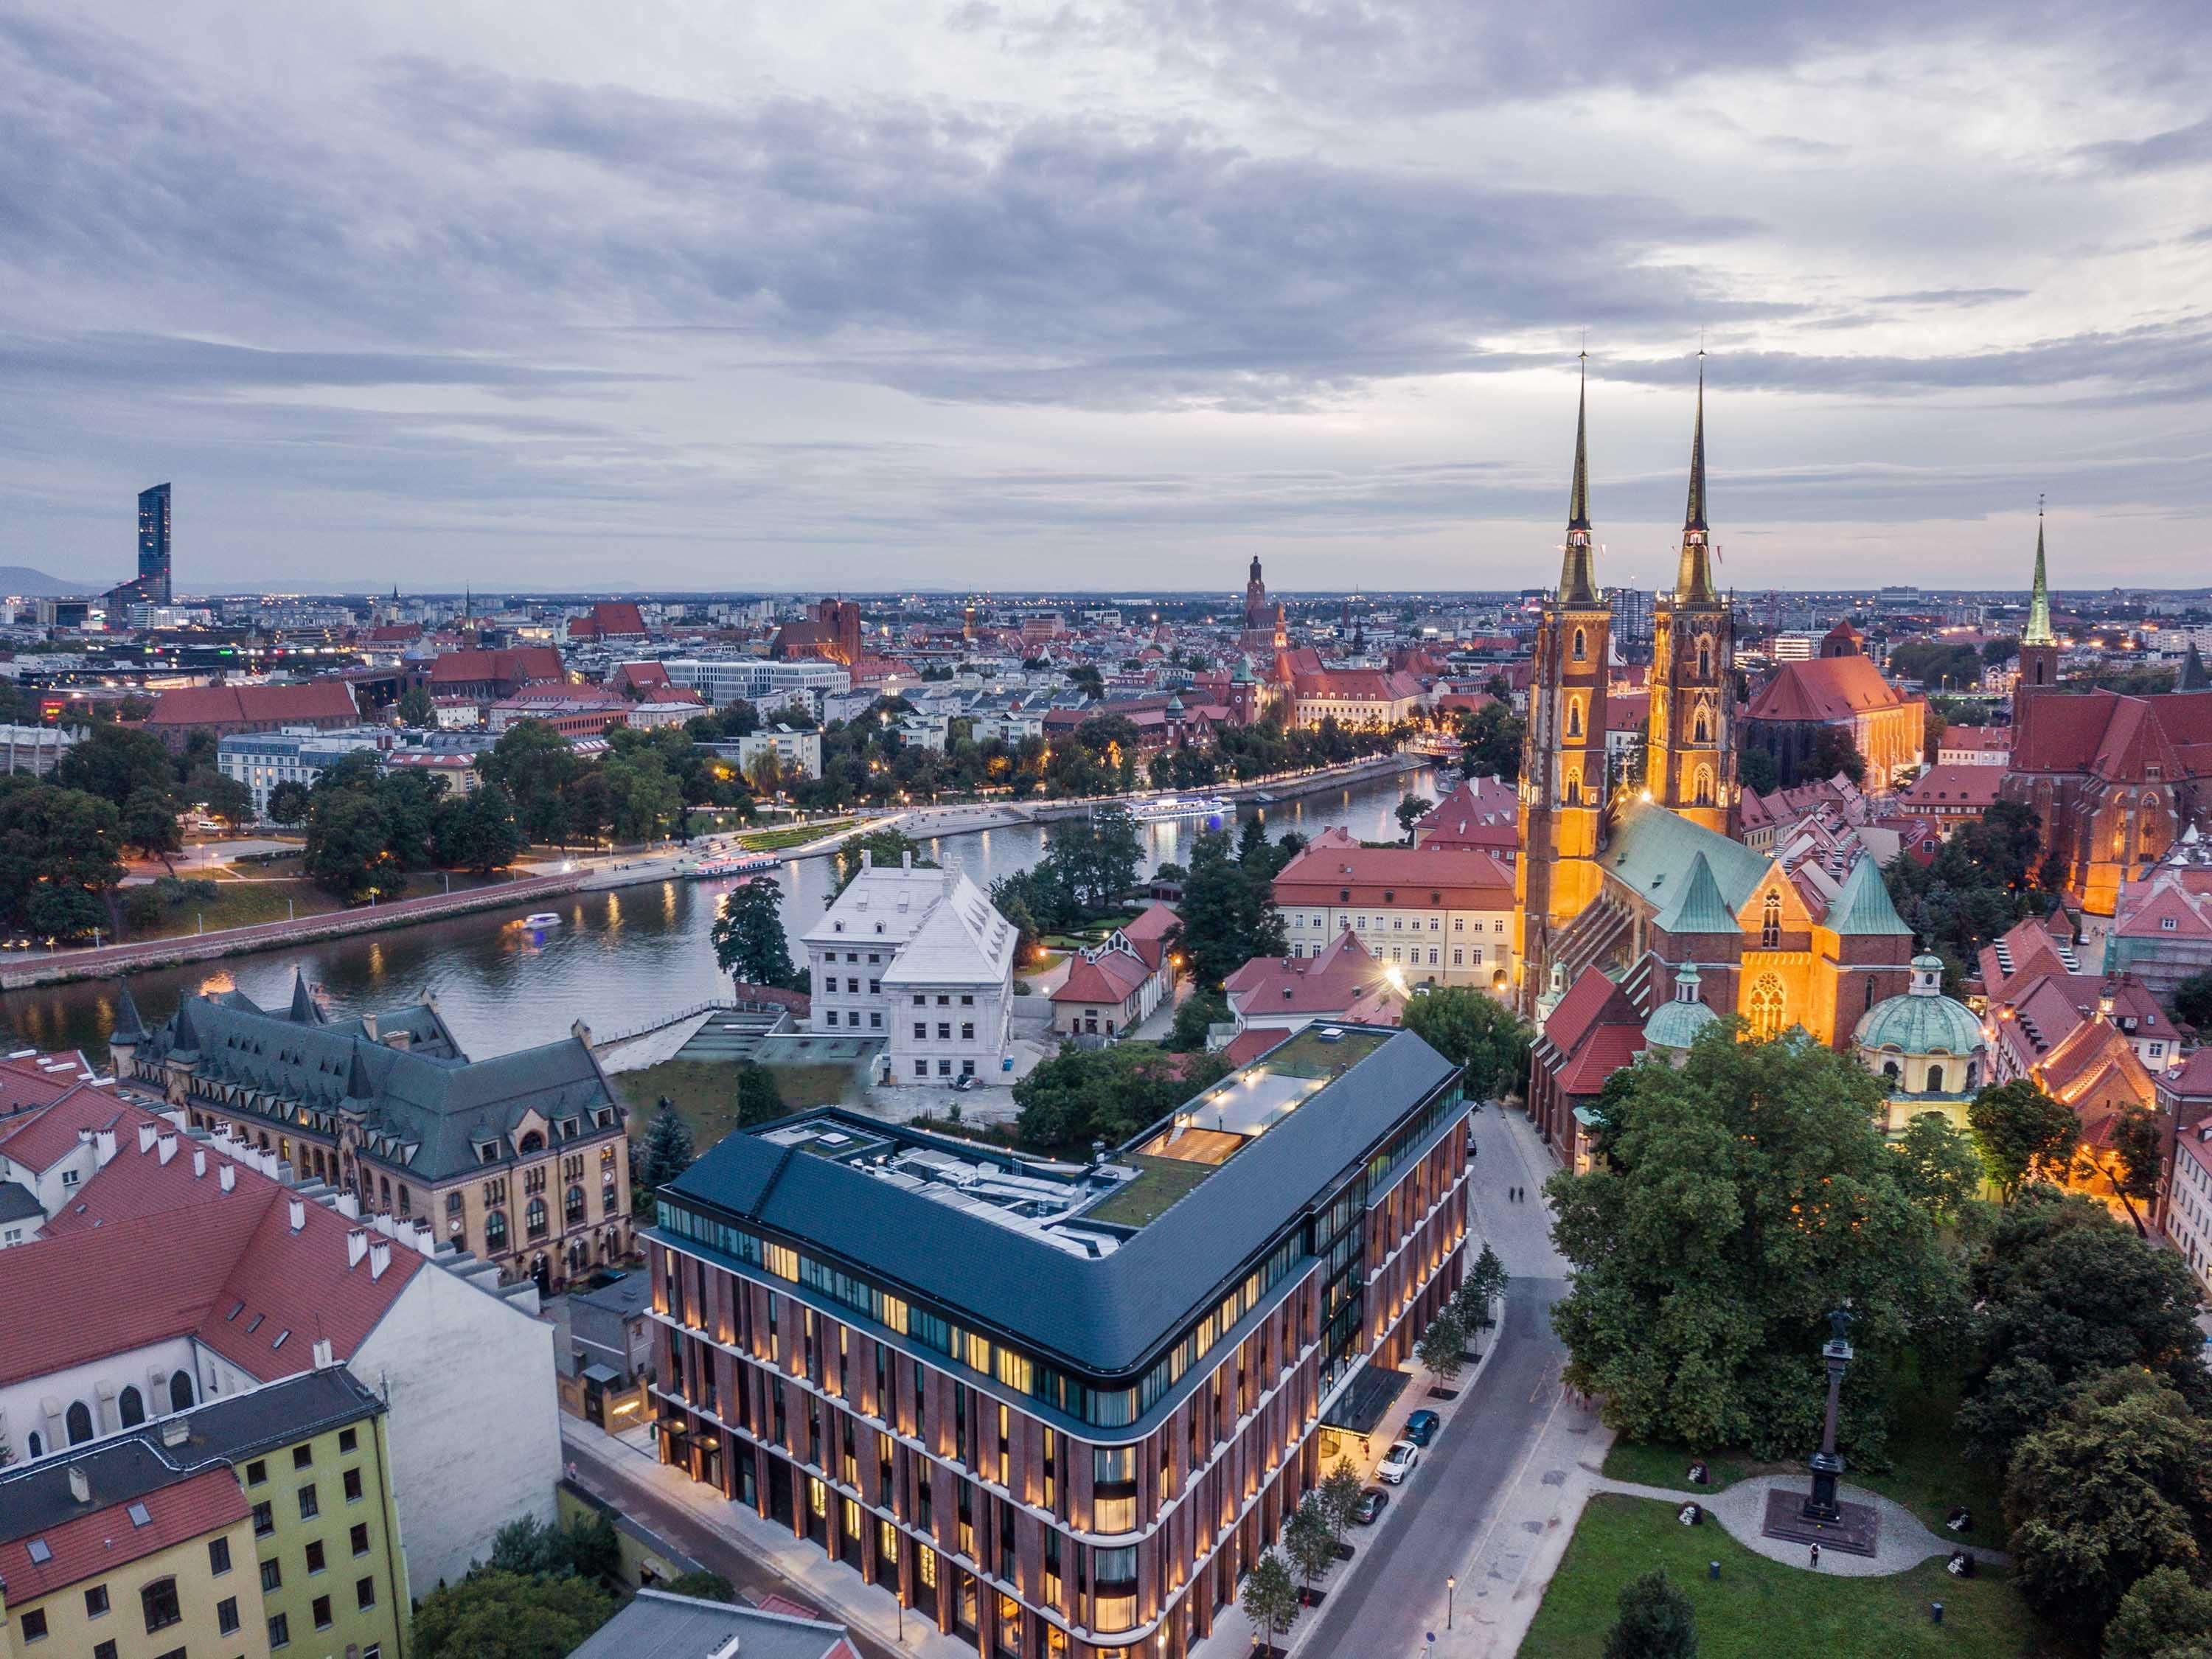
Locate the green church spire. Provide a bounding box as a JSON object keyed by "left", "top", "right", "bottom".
{"left": 1674, "top": 352, "right": 1717, "bottom": 604}
{"left": 1559, "top": 354, "right": 1599, "bottom": 605}
{"left": 2022, "top": 498, "right": 2056, "bottom": 648}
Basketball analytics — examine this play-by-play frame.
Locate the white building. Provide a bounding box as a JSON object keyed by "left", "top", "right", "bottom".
{"left": 2167, "top": 1124, "right": 2212, "bottom": 1301}
{"left": 661, "top": 658, "right": 849, "bottom": 718}
{"left": 801, "top": 855, "right": 1018, "bottom": 1085}
{"left": 0, "top": 724, "right": 76, "bottom": 778}
{"left": 733, "top": 726, "right": 823, "bottom": 781}
{"left": 218, "top": 726, "right": 389, "bottom": 817}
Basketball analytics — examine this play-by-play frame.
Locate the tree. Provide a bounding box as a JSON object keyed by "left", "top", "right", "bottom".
{"left": 2007, "top": 1368, "right": 2212, "bottom": 1636}
{"left": 432, "top": 783, "right": 526, "bottom": 874}
{"left": 1241, "top": 1547, "right": 1301, "bottom": 1652}
{"left": 1959, "top": 1187, "right": 2206, "bottom": 1463}
{"left": 2112, "top": 1105, "right": 2167, "bottom": 1236}
{"left": 710, "top": 879, "right": 801, "bottom": 987}
{"left": 1175, "top": 830, "right": 1285, "bottom": 989}
{"left": 835, "top": 828, "right": 935, "bottom": 891}
{"left": 1736, "top": 745, "right": 1779, "bottom": 796}
{"left": 1164, "top": 987, "right": 1226, "bottom": 1053}
{"left": 636, "top": 1102, "right": 696, "bottom": 1189}
{"left": 1968, "top": 1079, "right": 2080, "bottom": 1200}
{"left": 1548, "top": 1027, "right": 1967, "bottom": 1460}
{"left": 1885, "top": 800, "right": 2052, "bottom": 969}
{"left": 1068, "top": 664, "right": 1105, "bottom": 701}
{"left": 1453, "top": 1243, "right": 1507, "bottom": 1335}
{"left": 1888, "top": 639, "right": 1983, "bottom": 693}
{"left": 302, "top": 788, "right": 400, "bottom": 902}
{"left": 2107, "top": 1568, "right": 2212, "bottom": 1659}
{"left": 1394, "top": 794, "right": 1433, "bottom": 844}
{"left": 480, "top": 721, "right": 583, "bottom": 846}
{"left": 487, "top": 1510, "right": 621, "bottom": 1584}
{"left": 1400, "top": 987, "right": 1530, "bottom": 1102}
{"left": 119, "top": 786, "right": 184, "bottom": 869}
{"left": 1416, "top": 1306, "right": 1467, "bottom": 1384}
{"left": 54, "top": 723, "right": 175, "bottom": 808}
{"left": 661, "top": 1569, "right": 738, "bottom": 1604}
{"left": 267, "top": 779, "right": 312, "bottom": 826}
{"left": 1013, "top": 1043, "right": 1228, "bottom": 1152}
{"left": 735, "top": 1062, "right": 785, "bottom": 1127}
{"left": 398, "top": 685, "right": 438, "bottom": 728}
{"left": 1319, "top": 1457, "right": 1364, "bottom": 1537}
{"left": 2177, "top": 970, "right": 2212, "bottom": 1033}
{"left": 1891, "top": 1111, "right": 1986, "bottom": 1226}
{"left": 1604, "top": 1570, "right": 1698, "bottom": 1659}
{"left": 0, "top": 783, "right": 127, "bottom": 938}
{"left": 412, "top": 1570, "right": 616, "bottom": 1659}
{"left": 1458, "top": 701, "right": 1524, "bottom": 782}
{"left": 1808, "top": 724, "right": 1866, "bottom": 785}
{"left": 1284, "top": 1492, "right": 1338, "bottom": 1598}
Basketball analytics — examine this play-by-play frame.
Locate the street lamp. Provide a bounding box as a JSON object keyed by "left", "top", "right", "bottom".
{"left": 1447, "top": 1575, "right": 1456, "bottom": 1630}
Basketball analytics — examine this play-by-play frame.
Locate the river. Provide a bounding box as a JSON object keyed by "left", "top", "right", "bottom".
{"left": 4, "top": 767, "right": 1441, "bottom": 1059}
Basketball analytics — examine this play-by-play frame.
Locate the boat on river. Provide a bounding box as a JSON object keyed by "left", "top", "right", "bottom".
{"left": 1126, "top": 795, "right": 1232, "bottom": 825}
{"left": 522, "top": 912, "right": 563, "bottom": 929}
{"left": 686, "top": 850, "right": 783, "bottom": 879}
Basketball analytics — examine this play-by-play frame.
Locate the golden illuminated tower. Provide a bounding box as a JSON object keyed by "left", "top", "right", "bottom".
{"left": 1646, "top": 355, "right": 1736, "bottom": 835}
{"left": 1517, "top": 361, "right": 1613, "bottom": 1015}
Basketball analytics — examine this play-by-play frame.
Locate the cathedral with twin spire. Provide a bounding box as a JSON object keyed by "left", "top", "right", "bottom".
{"left": 1515, "top": 361, "right": 1921, "bottom": 1165}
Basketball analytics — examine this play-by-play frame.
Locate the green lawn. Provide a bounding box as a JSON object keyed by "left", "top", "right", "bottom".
{"left": 1520, "top": 1495, "right": 2064, "bottom": 1659}
{"left": 735, "top": 819, "right": 855, "bottom": 852}
{"left": 615, "top": 1057, "right": 855, "bottom": 1148}
{"left": 1600, "top": 1441, "right": 1764, "bottom": 1494}
{"left": 1082, "top": 1152, "right": 1217, "bottom": 1228}
{"left": 120, "top": 865, "right": 517, "bottom": 942}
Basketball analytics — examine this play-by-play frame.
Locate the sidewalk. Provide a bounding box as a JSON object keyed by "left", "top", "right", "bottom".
{"left": 1592, "top": 1472, "right": 2011, "bottom": 1576}
{"left": 561, "top": 1414, "right": 974, "bottom": 1659}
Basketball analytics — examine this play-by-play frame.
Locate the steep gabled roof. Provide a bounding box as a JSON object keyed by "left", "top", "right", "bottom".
{"left": 1745, "top": 655, "right": 1910, "bottom": 722}
{"left": 1826, "top": 855, "right": 1915, "bottom": 937}
{"left": 1651, "top": 852, "right": 1736, "bottom": 935}
{"left": 1605, "top": 798, "right": 1775, "bottom": 919}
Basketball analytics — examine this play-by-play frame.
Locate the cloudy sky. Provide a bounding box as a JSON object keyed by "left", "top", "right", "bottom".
{"left": 4, "top": 1, "right": 2208, "bottom": 594}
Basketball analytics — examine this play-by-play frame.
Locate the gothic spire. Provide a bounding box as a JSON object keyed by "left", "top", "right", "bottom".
{"left": 1673, "top": 352, "right": 1717, "bottom": 604}
{"left": 1558, "top": 355, "right": 1599, "bottom": 605}
{"left": 2022, "top": 498, "right": 2056, "bottom": 647}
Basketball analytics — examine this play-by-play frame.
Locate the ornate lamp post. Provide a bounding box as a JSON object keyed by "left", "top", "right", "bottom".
{"left": 1802, "top": 1308, "right": 1853, "bottom": 1525}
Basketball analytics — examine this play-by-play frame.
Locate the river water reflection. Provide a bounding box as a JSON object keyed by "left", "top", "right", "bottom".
{"left": 4, "top": 768, "right": 1439, "bottom": 1057}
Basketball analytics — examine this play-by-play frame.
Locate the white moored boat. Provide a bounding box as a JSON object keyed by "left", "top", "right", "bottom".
{"left": 1127, "top": 795, "right": 1232, "bottom": 825}
{"left": 522, "top": 912, "right": 563, "bottom": 928}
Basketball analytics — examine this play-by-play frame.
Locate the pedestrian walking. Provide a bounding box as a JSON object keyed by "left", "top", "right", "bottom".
{"left": 1809, "top": 1543, "right": 1822, "bottom": 1570}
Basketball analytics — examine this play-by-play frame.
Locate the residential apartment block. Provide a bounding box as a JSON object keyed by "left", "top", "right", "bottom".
{"left": 646, "top": 1026, "right": 1473, "bottom": 1658}
{"left": 660, "top": 658, "right": 851, "bottom": 717}
{"left": 1272, "top": 828, "right": 1516, "bottom": 992}
{"left": 802, "top": 856, "right": 1018, "bottom": 1084}
{"left": 215, "top": 726, "right": 389, "bottom": 818}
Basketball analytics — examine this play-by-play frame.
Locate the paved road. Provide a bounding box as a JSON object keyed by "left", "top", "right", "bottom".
{"left": 563, "top": 1439, "right": 909, "bottom": 1659}
{"left": 1298, "top": 1276, "right": 1570, "bottom": 1656}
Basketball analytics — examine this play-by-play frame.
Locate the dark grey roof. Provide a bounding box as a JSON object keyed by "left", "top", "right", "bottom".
{"left": 0, "top": 1180, "right": 43, "bottom": 1223}
{"left": 667, "top": 1027, "right": 1458, "bottom": 1375}
{"left": 136, "top": 992, "right": 619, "bottom": 1181}
{"left": 0, "top": 1367, "right": 382, "bottom": 1545}
{"left": 568, "top": 1589, "right": 846, "bottom": 1659}
{"left": 572, "top": 1270, "right": 653, "bottom": 1318}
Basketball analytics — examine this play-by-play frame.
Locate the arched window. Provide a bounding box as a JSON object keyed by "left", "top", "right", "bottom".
{"left": 1697, "top": 639, "right": 1712, "bottom": 677}
{"left": 379, "top": 1175, "right": 392, "bottom": 1211}
{"left": 1747, "top": 974, "right": 1786, "bottom": 1041}
{"left": 1571, "top": 628, "right": 1587, "bottom": 662}
{"left": 119, "top": 1385, "right": 145, "bottom": 1428}
{"left": 518, "top": 1131, "right": 546, "bottom": 1154}
{"left": 1564, "top": 767, "right": 1582, "bottom": 805}
{"left": 1927, "top": 1063, "right": 1946, "bottom": 1094}
{"left": 170, "top": 1371, "right": 194, "bottom": 1413}
{"left": 486, "top": 1209, "right": 509, "bottom": 1253}
{"left": 397, "top": 1184, "right": 411, "bottom": 1217}
{"left": 26, "top": 1430, "right": 41, "bottom": 1459}
{"left": 1694, "top": 708, "right": 1710, "bottom": 743}
{"left": 566, "top": 1185, "right": 586, "bottom": 1226}
{"left": 66, "top": 1400, "right": 92, "bottom": 1445}
{"left": 1694, "top": 765, "right": 1715, "bottom": 806}
{"left": 1761, "top": 893, "right": 1781, "bottom": 949}
{"left": 1966, "top": 1062, "right": 1980, "bottom": 1091}
{"left": 1882, "top": 1060, "right": 1900, "bottom": 1080}
{"left": 1566, "top": 700, "right": 1582, "bottom": 738}
{"left": 526, "top": 1197, "right": 549, "bottom": 1240}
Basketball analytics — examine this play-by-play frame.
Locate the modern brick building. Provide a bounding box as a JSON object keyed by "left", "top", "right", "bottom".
{"left": 646, "top": 1024, "right": 1472, "bottom": 1658}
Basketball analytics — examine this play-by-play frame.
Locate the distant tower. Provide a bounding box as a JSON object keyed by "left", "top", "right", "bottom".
{"left": 1516, "top": 361, "right": 1613, "bottom": 1015}
{"left": 1645, "top": 357, "right": 1736, "bottom": 835}
{"left": 1245, "top": 556, "right": 1270, "bottom": 631}
{"left": 136, "top": 482, "right": 173, "bottom": 605}
{"left": 2014, "top": 501, "right": 2060, "bottom": 722}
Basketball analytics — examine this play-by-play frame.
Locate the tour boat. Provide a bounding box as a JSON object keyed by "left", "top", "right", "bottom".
{"left": 1127, "top": 795, "right": 1232, "bottom": 825}
{"left": 522, "top": 912, "right": 564, "bottom": 929}
{"left": 688, "top": 850, "right": 782, "bottom": 880}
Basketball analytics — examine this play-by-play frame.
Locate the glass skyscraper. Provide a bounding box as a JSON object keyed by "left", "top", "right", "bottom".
{"left": 137, "top": 481, "right": 172, "bottom": 605}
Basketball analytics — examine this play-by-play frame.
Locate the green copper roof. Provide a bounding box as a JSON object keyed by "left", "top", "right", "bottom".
{"left": 1827, "top": 855, "right": 1913, "bottom": 936}
{"left": 1674, "top": 355, "right": 1716, "bottom": 603}
{"left": 2022, "top": 508, "right": 2056, "bottom": 648}
{"left": 1608, "top": 798, "right": 1771, "bottom": 919}
{"left": 1644, "top": 995, "right": 1719, "bottom": 1050}
{"left": 1568, "top": 358, "right": 1593, "bottom": 536}
{"left": 1558, "top": 359, "right": 1600, "bottom": 605}
{"left": 1652, "top": 849, "right": 1736, "bottom": 935}
{"left": 1854, "top": 989, "right": 1982, "bottom": 1057}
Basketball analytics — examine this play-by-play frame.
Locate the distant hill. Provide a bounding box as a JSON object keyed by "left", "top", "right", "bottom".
{"left": 0, "top": 566, "right": 115, "bottom": 597}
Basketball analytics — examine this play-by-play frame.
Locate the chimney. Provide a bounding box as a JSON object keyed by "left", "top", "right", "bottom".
{"left": 335, "top": 1192, "right": 360, "bottom": 1220}
{"left": 287, "top": 1197, "right": 307, "bottom": 1233}
{"left": 902, "top": 849, "right": 913, "bottom": 869}
{"left": 219, "top": 1164, "right": 236, "bottom": 1192}
{"left": 368, "top": 1240, "right": 392, "bottom": 1281}
{"left": 347, "top": 1230, "right": 368, "bottom": 1267}
{"left": 68, "top": 1465, "right": 89, "bottom": 1504}
{"left": 861, "top": 849, "right": 873, "bottom": 869}
{"left": 156, "top": 1133, "right": 178, "bottom": 1166}
{"left": 411, "top": 1220, "right": 437, "bottom": 1256}
{"left": 160, "top": 1417, "right": 190, "bottom": 1448}
{"left": 192, "top": 1149, "right": 206, "bottom": 1179}
{"left": 137, "top": 1122, "right": 159, "bottom": 1153}
{"left": 94, "top": 1128, "right": 116, "bottom": 1167}
{"left": 311, "top": 1338, "right": 335, "bottom": 1370}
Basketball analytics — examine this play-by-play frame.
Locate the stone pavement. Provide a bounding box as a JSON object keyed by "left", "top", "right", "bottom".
{"left": 562, "top": 1413, "right": 975, "bottom": 1659}
{"left": 1591, "top": 1473, "right": 2011, "bottom": 1576}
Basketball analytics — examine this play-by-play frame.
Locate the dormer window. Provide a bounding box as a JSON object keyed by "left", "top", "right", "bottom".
{"left": 833, "top": 922, "right": 845, "bottom": 933}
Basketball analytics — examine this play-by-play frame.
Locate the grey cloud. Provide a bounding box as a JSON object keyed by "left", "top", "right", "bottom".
{"left": 1869, "top": 289, "right": 2031, "bottom": 307}
{"left": 2076, "top": 112, "right": 2212, "bottom": 174}
{"left": 0, "top": 332, "right": 650, "bottom": 396}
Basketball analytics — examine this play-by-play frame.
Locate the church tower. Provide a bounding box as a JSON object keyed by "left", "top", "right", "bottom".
{"left": 1646, "top": 358, "right": 1736, "bottom": 835}
{"left": 1244, "top": 556, "right": 1269, "bottom": 631}
{"left": 2014, "top": 503, "right": 2060, "bottom": 723}
{"left": 1516, "top": 363, "right": 1613, "bottom": 1016}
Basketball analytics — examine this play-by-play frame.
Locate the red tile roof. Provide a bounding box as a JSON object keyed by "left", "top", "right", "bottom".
{"left": 4, "top": 1465, "right": 248, "bottom": 1600}
{"left": 427, "top": 647, "right": 565, "bottom": 688}
{"left": 1219, "top": 1028, "right": 1292, "bottom": 1068}
{"left": 146, "top": 681, "right": 358, "bottom": 728}
{"left": 1053, "top": 947, "right": 1151, "bottom": 1006}
{"left": 1899, "top": 765, "right": 2003, "bottom": 811}
{"left": 1222, "top": 931, "right": 1405, "bottom": 1024}
{"left": 1745, "top": 655, "right": 1912, "bottom": 723}
{"left": 0, "top": 1085, "right": 145, "bottom": 1173}
{"left": 1275, "top": 832, "right": 1514, "bottom": 910}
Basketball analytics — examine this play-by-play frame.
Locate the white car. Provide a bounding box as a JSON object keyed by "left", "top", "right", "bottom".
{"left": 1377, "top": 1440, "right": 1420, "bottom": 1484}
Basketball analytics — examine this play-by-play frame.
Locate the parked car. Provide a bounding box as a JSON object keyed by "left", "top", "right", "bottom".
{"left": 1377, "top": 1440, "right": 1420, "bottom": 1484}
{"left": 1354, "top": 1487, "right": 1391, "bottom": 1525}
{"left": 1402, "top": 1409, "right": 1441, "bottom": 1447}
{"left": 951, "top": 1073, "right": 979, "bottom": 1091}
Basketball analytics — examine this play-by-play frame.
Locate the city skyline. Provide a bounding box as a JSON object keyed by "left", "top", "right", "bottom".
{"left": 1, "top": 2, "right": 2206, "bottom": 591}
